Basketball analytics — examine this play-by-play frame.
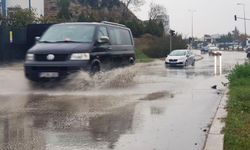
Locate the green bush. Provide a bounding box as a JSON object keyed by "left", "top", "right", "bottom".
{"left": 122, "top": 20, "right": 144, "bottom": 38}
{"left": 135, "top": 49, "right": 153, "bottom": 63}
{"left": 228, "top": 63, "right": 250, "bottom": 87}
{"left": 7, "top": 8, "right": 37, "bottom": 28}
{"left": 142, "top": 34, "right": 187, "bottom": 58}
{"left": 144, "top": 21, "right": 164, "bottom": 37}
{"left": 224, "top": 62, "right": 250, "bottom": 150}
{"left": 57, "top": 0, "right": 71, "bottom": 20}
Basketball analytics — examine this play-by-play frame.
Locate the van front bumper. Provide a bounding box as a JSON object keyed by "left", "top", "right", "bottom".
{"left": 24, "top": 61, "right": 91, "bottom": 80}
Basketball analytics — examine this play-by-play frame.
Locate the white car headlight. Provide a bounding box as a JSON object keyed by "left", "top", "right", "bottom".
{"left": 70, "top": 53, "right": 90, "bottom": 60}
{"left": 26, "top": 53, "right": 34, "bottom": 61}
{"left": 165, "top": 57, "right": 169, "bottom": 62}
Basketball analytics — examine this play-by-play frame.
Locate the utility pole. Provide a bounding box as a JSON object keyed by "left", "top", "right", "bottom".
{"left": 170, "top": 34, "right": 172, "bottom": 52}
{"left": 2, "top": 0, "right": 6, "bottom": 17}
{"left": 237, "top": 3, "right": 247, "bottom": 46}
{"left": 189, "top": 9, "right": 196, "bottom": 49}
{"left": 29, "top": 0, "right": 31, "bottom": 10}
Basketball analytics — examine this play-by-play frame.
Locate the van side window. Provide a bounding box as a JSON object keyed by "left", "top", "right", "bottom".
{"left": 98, "top": 26, "right": 109, "bottom": 39}
{"left": 120, "top": 29, "right": 132, "bottom": 45}
{"left": 109, "top": 28, "right": 119, "bottom": 45}
{"left": 109, "top": 28, "right": 132, "bottom": 45}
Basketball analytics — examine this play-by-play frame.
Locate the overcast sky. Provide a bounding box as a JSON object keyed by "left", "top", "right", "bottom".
{"left": 133, "top": 0, "right": 250, "bottom": 38}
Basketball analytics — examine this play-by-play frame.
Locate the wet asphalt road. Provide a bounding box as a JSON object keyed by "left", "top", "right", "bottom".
{"left": 0, "top": 51, "right": 247, "bottom": 150}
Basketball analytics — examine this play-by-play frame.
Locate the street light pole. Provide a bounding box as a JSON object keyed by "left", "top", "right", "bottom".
{"left": 28, "top": 0, "right": 31, "bottom": 10}
{"left": 189, "top": 10, "right": 196, "bottom": 49}
{"left": 237, "top": 3, "right": 247, "bottom": 45}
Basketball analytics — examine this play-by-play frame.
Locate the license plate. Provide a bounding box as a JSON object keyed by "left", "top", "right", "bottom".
{"left": 39, "top": 72, "right": 59, "bottom": 78}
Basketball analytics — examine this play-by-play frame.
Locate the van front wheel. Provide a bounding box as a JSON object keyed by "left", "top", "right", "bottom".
{"left": 90, "top": 64, "right": 100, "bottom": 75}
{"left": 129, "top": 57, "right": 135, "bottom": 65}
{"left": 247, "top": 53, "right": 250, "bottom": 58}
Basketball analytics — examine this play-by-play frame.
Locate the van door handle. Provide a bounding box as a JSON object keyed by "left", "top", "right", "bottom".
{"left": 107, "top": 47, "right": 112, "bottom": 50}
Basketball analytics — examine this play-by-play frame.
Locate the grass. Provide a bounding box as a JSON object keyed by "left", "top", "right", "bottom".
{"left": 224, "top": 63, "right": 250, "bottom": 150}
{"left": 135, "top": 49, "right": 154, "bottom": 63}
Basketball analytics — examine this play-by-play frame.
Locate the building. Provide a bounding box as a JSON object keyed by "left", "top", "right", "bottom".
{"left": 0, "top": 0, "right": 44, "bottom": 17}
{"left": 203, "top": 34, "right": 222, "bottom": 43}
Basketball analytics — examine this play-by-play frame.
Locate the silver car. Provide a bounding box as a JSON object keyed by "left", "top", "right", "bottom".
{"left": 165, "top": 49, "right": 195, "bottom": 67}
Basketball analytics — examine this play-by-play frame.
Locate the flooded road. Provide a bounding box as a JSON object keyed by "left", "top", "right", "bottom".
{"left": 0, "top": 51, "right": 247, "bottom": 150}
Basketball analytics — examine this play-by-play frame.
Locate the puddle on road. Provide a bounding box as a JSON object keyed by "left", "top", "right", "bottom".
{"left": 0, "top": 94, "right": 137, "bottom": 150}
{"left": 0, "top": 51, "right": 247, "bottom": 150}
{"left": 140, "top": 91, "right": 174, "bottom": 101}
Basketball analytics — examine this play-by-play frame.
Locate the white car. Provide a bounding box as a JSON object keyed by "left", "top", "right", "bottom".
{"left": 165, "top": 49, "right": 195, "bottom": 67}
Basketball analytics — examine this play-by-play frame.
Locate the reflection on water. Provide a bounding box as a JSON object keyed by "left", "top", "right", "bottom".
{"left": 150, "top": 106, "right": 165, "bottom": 115}
{"left": 0, "top": 115, "right": 46, "bottom": 150}
{"left": 214, "top": 55, "right": 222, "bottom": 76}
{"left": 0, "top": 95, "right": 136, "bottom": 150}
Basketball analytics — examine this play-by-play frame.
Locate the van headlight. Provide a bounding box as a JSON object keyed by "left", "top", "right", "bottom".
{"left": 70, "top": 53, "right": 90, "bottom": 60}
{"left": 26, "top": 53, "right": 34, "bottom": 61}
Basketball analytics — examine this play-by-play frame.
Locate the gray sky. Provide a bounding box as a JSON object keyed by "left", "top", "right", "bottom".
{"left": 133, "top": 0, "right": 250, "bottom": 38}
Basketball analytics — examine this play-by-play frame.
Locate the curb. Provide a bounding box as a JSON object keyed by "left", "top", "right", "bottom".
{"left": 203, "top": 89, "right": 229, "bottom": 150}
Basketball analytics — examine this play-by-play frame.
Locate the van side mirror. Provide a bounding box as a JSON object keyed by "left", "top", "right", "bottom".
{"left": 97, "top": 36, "right": 110, "bottom": 44}
{"left": 35, "top": 36, "right": 40, "bottom": 42}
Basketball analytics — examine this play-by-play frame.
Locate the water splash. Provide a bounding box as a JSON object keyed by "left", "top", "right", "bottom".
{"left": 62, "top": 66, "right": 137, "bottom": 91}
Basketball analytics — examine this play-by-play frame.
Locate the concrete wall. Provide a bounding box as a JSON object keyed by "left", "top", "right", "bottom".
{"left": 6, "top": 0, "right": 44, "bottom": 16}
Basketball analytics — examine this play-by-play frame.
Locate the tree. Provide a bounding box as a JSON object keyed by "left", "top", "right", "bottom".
{"left": 232, "top": 27, "right": 240, "bottom": 41}
{"left": 7, "top": 8, "right": 37, "bottom": 27}
{"left": 38, "top": 15, "right": 58, "bottom": 24}
{"left": 148, "top": 3, "right": 167, "bottom": 21}
{"left": 144, "top": 20, "right": 164, "bottom": 37}
{"left": 120, "top": 0, "right": 145, "bottom": 17}
{"left": 122, "top": 20, "right": 144, "bottom": 37}
{"left": 57, "top": 0, "right": 71, "bottom": 21}
{"left": 147, "top": 3, "right": 168, "bottom": 36}
{"left": 217, "top": 33, "right": 234, "bottom": 43}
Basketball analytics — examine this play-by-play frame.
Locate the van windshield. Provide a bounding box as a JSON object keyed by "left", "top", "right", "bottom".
{"left": 40, "top": 24, "right": 96, "bottom": 43}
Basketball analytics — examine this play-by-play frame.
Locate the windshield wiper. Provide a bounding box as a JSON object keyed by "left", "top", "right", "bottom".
{"left": 53, "top": 40, "right": 83, "bottom": 43}
{"left": 39, "top": 40, "right": 53, "bottom": 43}
{"left": 39, "top": 40, "right": 83, "bottom": 43}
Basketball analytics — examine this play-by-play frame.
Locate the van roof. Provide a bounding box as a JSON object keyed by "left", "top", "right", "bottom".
{"left": 57, "top": 21, "right": 128, "bottom": 29}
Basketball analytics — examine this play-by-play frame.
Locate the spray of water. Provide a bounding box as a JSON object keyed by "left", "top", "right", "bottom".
{"left": 62, "top": 66, "right": 138, "bottom": 91}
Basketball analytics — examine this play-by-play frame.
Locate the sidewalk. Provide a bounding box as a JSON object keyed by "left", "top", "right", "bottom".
{"left": 203, "top": 90, "right": 228, "bottom": 150}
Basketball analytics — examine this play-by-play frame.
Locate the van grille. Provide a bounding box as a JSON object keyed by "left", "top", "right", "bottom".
{"left": 35, "top": 54, "right": 69, "bottom": 61}
{"left": 31, "top": 67, "right": 68, "bottom": 72}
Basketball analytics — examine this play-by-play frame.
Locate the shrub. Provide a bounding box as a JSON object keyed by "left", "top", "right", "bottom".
{"left": 228, "top": 63, "right": 250, "bottom": 87}
{"left": 141, "top": 34, "right": 187, "bottom": 58}
{"left": 7, "top": 8, "right": 37, "bottom": 28}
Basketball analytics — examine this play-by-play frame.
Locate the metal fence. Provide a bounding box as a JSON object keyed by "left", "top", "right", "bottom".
{"left": 0, "top": 24, "right": 52, "bottom": 63}
{"left": 0, "top": 26, "right": 28, "bottom": 62}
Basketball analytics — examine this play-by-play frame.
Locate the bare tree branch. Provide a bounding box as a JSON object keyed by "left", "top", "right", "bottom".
{"left": 120, "top": 0, "right": 145, "bottom": 17}
{"left": 148, "top": 3, "right": 167, "bottom": 21}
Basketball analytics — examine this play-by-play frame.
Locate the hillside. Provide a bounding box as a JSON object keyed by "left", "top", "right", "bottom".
{"left": 44, "top": 0, "right": 139, "bottom": 22}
